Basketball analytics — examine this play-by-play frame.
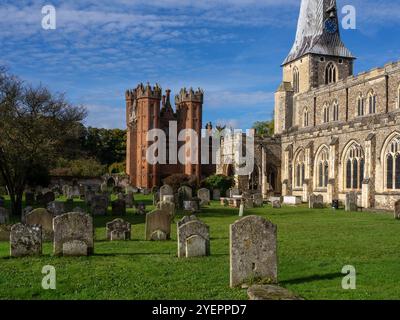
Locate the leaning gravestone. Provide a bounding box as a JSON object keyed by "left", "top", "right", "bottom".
{"left": 177, "top": 217, "right": 210, "bottom": 258}
{"left": 145, "top": 209, "right": 172, "bottom": 241}
{"left": 212, "top": 189, "right": 221, "bottom": 200}
{"left": 394, "top": 200, "right": 400, "bottom": 220}
{"left": 91, "top": 195, "right": 109, "bottom": 216}
{"left": 345, "top": 192, "right": 358, "bottom": 212}
{"left": 53, "top": 212, "right": 94, "bottom": 256}
{"left": 160, "top": 185, "right": 174, "bottom": 202}
{"left": 230, "top": 215, "right": 278, "bottom": 287}
{"left": 26, "top": 208, "right": 54, "bottom": 241}
{"left": 112, "top": 199, "right": 126, "bottom": 216}
{"left": 157, "top": 200, "right": 176, "bottom": 218}
{"left": 0, "top": 207, "right": 8, "bottom": 224}
{"left": 198, "top": 188, "right": 210, "bottom": 206}
{"left": 309, "top": 194, "right": 324, "bottom": 209}
{"left": 106, "top": 218, "right": 131, "bottom": 241}
{"left": 47, "top": 201, "right": 65, "bottom": 216}
{"left": 10, "top": 223, "right": 42, "bottom": 257}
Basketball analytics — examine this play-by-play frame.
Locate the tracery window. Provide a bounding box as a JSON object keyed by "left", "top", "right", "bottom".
{"left": 323, "top": 103, "right": 330, "bottom": 123}
{"left": 385, "top": 136, "right": 400, "bottom": 190}
{"left": 325, "top": 62, "right": 337, "bottom": 84}
{"left": 303, "top": 108, "right": 309, "bottom": 127}
{"left": 368, "top": 91, "right": 377, "bottom": 114}
{"left": 332, "top": 101, "right": 339, "bottom": 121}
{"left": 293, "top": 67, "right": 300, "bottom": 93}
{"left": 344, "top": 143, "right": 364, "bottom": 190}
{"left": 295, "top": 150, "right": 306, "bottom": 188}
{"left": 316, "top": 147, "right": 329, "bottom": 188}
{"left": 357, "top": 94, "right": 365, "bottom": 116}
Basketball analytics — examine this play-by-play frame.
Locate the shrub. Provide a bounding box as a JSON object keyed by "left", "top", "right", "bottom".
{"left": 109, "top": 162, "right": 126, "bottom": 174}
{"left": 51, "top": 158, "right": 106, "bottom": 177}
{"left": 163, "top": 174, "right": 198, "bottom": 192}
{"left": 202, "top": 174, "right": 234, "bottom": 197}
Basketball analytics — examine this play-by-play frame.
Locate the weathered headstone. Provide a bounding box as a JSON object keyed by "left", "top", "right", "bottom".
{"left": 112, "top": 199, "right": 126, "bottom": 216}
{"left": 394, "top": 200, "right": 400, "bottom": 219}
{"left": 183, "top": 200, "right": 200, "bottom": 213}
{"left": 177, "top": 217, "right": 210, "bottom": 258}
{"left": 198, "top": 188, "right": 210, "bottom": 206}
{"left": 230, "top": 215, "right": 277, "bottom": 287}
{"left": 106, "top": 218, "right": 131, "bottom": 241}
{"left": 309, "top": 194, "right": 324, "bottom": 209}
{"left": 0, "top": 207, "right": 8, "bottom": 224}
{"left": 151, "top": 230, "right": 167, "bottom": 241}
{"left": 47, "top": 201, "right": 65, "bottom": 216}
{"left": 272, "top": 200, "right": 281, "bottom": 209}
{"left": 283, "top": 196, "right": 301, "bottom": 205}
{"left": 91, "top": 194, "right": 109, "bottom": 216}
{"left": 345, "top": 192, "right": 358, "bottom": 212}
{"left": 253, "top": 194, "right": 264, "bottom": 207}
{"left": 160, "top": 185, "right": 174, "bottom": 201}
{"left": 162, "top": 195, "right": 174, "bottom": 203}
{"left": 178, "top": 186, "right": 193, "bottom": 200}
{"left": 10, "top": 223, "right": 42, "bottom": 257}
{"left": 212, "top": 189, "right": 221, "bottom": 200}
{"left": 239, "top": 203, "right": 244, "bottom": 217}
{"left": 243, "top": 197, "right": 254, "bottom": 209}
{"left": 229, "top": 188, "right": 240, "bottom": 198}
{"left": 53, "top": 212, "right": 94, "bottom": 256}
{"left": 157, "top": 200, "right": 176, "bottom": 218}
{"left": 145, "top": 209, "right": 172, "bottom": 240}
{"left": 26, "top": 208, "right": 54, "bottom": 241}
{"left": 21, "top": 206, "right": 33, "bottom": 223}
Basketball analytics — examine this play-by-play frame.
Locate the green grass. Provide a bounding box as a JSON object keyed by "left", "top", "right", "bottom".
{"left": 1, "top": 195, "right": 400, "bottom": 300}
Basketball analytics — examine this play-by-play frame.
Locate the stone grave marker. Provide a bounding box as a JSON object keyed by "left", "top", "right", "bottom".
{"left": 177, "top": 217, "right": 210, "bottom": 258}
{"left": 145, "top": 209, "right": 172, "bottom": 241}
{"left": 10, "top": 223, "right": 42, "bottom": 257}
{"left": 26, "top": 208, "right": 54, "bottom": 241}
{"left": 53, "top": 212, "right": 94, "bottom": 256}
{"left": 112, "top": 199, "right": 126, "bottom": 216}
{"left": 106, "top": 218, "right": 131, "bottom": 241}
{"left": 309, "top": 194, "right": 324, "bottom": 209}
{"left": 230, "top": 215, "right": 277, "bottom": 287}
{"left": 47, "top": 201, "right": 65, "bottom": 216}
{"left": 197, "top": 188, "right": 211, "bottom": 206}
{"left": 394, "top": 200, "right": 400, "bottom": 219}
{"left": 345, "top": 192, "right": 358, "bottom": 212}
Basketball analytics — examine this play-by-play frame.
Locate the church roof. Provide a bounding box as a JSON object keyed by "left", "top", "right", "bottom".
{"left": 283, "top": 0, "right": 355, "bottom": 65}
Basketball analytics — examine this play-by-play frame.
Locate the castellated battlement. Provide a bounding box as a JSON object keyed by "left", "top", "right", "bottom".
{"left": 175, "top": 87, "right": 204, "bottom": 104}
{"left": 125, "top": 89, "right": 137, "bottom": 101}
{"left": 135, "top": 83, "right": 162, "bottom": 100}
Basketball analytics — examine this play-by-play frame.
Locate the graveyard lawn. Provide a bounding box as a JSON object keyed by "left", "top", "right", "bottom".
{"left": 1, "top": 196, "right": 400, "bottom": 300}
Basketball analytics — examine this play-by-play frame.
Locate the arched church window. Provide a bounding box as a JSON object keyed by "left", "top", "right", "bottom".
{"left": 303, "top": 108, "right": 309, "bottom": 127}
{"left": 385, "top": 136, "right": 400, "bottom": 190}
{"left": 357, "top": 94, "right": 365, "bottom": 116}
{"left": 333, "top": 101, "right": 339, "bottom": 121}
{"left": 344, "top": 143, "right": 364, "bottom": 190}
{"left": 325, "top": 62, "right": 337, "bottom": 84}
{"left": 315, "top": 146, "right": 329, "bottom": 188}
{"left": 294, "top": 150, "right": 305, "bottom": 188}
{"left": 323, "top": 103, "right": 330, "bottom": 123}
{"left": 368, "top": 91, "right": 377, "bottom": 114}
{"left": 293, "top": 67, "right": 300, "bottom": 93}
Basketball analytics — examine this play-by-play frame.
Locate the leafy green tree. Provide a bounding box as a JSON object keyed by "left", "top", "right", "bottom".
{"left": 0, "top": 69, "right": 86, "bottom": 216}
{"left": 202, "top": 174, "right": 234, "bottom": 196}
{"left": 252, "top": 120, "right": 274, "bottom": 137}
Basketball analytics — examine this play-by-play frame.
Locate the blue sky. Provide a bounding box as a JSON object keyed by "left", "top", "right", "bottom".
{"left": 1, "top": 0, "right": 399, "bottom": 129}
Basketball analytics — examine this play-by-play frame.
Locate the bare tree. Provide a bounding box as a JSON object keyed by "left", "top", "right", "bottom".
{"left": 0, "top": 69, "right": 87, "bottom": 216}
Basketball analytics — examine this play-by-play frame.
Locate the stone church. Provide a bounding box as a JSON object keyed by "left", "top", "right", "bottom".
{"left": 274, "top": 0, "right": 400, "bottom": 210}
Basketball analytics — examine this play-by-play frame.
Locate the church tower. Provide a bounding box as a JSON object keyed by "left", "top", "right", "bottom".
{"left": 275, "top": 0, "right": 355, "bottom": 134}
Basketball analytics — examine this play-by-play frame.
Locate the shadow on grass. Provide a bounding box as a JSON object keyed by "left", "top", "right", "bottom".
{"left": 280, "top": 272, "right": 343, "bottom": 285}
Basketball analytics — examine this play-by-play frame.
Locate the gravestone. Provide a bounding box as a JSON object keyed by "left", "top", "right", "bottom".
{"left": 91, "top": 195, "right": 109, "bottom": 216}
{"left": 283, "top": 196, "right": 301, "bottom": 205}
{"left": 106, "top": 218, "right": 131, "bottom": 241}
{"left": 117, "top": 193, "right": 125, "bottom": 201}
{"left": 162, "top": 195, "right": 174, "bottom": 203}
{"left": 26, "top": 208, "right": 54, "bottom": 241}
{"left": 25, "top": 192, "right": 35, "bottom": 206}
{"left": 243, "top": 197, "right": 254, "bottom": 209}
{"left": 230, "top": 215, "right": 277, "bottom": 287}
{"left": 177, "top": 215, "right": 198, "bottom": 228}
{"left": 0, "top": 207, "right": 9, "bottom": 224}
{"left": 345, "top": 192, "right": 358, "bottom": 212}
{"left": 10, "top": 223, "right": 42, "bottom": 257}
{"left": 47, "top": 201, "right": 65, "bottom": 216}
{"left": 394, "top": 200, "right": 400, "bottom": 219}
{"left": 160, "top": 185, "right": 174, "bottom": 201}
{"left": 239, "top": 203, "right": 244, "bottom": 217}
{"left": 183, "top": 200, "right": 200, "bottom": 213}
{"left": 309, "top": 194, "right": 324, "bottom": 209}
{"left": 178, "top": 186, "right": 192, "bottom": 200}
{"left": 157, "top": 200, "right": 176, "bottom": 218}
{"left": 272, "top": 200, "right": 281, "bottom": 209}
{"left": 177, "top": 217, "right": 210, "bottom": 258}
{"left": 136, "top": 203, "right": 146, "bottom": 215}
{"left": 21, "top": 206, "right": 33, "bottom": 223}
{"left": 112, "top": 199, "right": 126, "bottom": 216}
{"left": 62, "top": 185, "right": 69, "bottom": 197}
{"left": 212, "top": 189, "right": 221, "bottom": 200}
{"left": 145, "top": 209, "right": 172, "bottom": 240}
{"left": 186, "top": 235, "right": 207, "bottom": 258}
{"left": 125, "top": 192, "right": 134, "bottom": 208}
{"left": 151, "top": 230, "right": 167, "bottom": 241}
{"left": 253, "top": 194, "right": 264, "bottom": 207}
{"left": 85, "top": 190, "right": 95, "bottom": 206}
{"left": 198, "top": 188, "right": 211, "bottom": 206}
{"left": 53, "top": 212, "right": 94, "bottom": 256}
{"left": 153, "top": 192, "right": 160, "bottom": 206}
